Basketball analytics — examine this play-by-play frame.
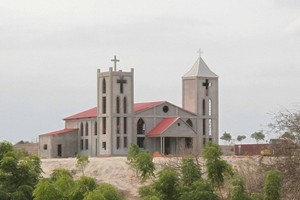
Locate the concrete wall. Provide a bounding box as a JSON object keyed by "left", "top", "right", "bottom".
{"left": 14, "top": 143, "right": 39, "bottom": 156}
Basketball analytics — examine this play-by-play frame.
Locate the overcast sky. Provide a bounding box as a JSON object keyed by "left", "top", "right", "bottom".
{"left": 1, "top": 0, "right": 300, "bottom": 144}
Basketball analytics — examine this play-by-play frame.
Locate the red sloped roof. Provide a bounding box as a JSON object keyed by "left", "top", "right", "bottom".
{"left": 64, "top": 101, "right": 165, "bottom": 120}
{"left": 134, "top": 101, "right": 165, "bottom": 113}
{"left": 40, "top": 129, "right": 78, "bottom": 136}
{"left": 64, "top": 107, "right": 97, "bottom": 120}
{"left": 147, "top": 117, "right": 179, "bottom": 136}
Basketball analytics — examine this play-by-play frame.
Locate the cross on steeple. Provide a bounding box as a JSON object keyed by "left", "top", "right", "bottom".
{"left": 117, "top": 76, "right": 127, "bottom": 93}
{"left": 111, "top": 55, "right": 120, "bottom": 71}
{"left": 202, "top": 79, "right": 211, "bottom": 96}
{"left": 197, "top": 48, "right": 203, "bottom": 58}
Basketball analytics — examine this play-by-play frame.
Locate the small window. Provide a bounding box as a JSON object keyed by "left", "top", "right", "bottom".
{"left": 94, "top": 121, "right": 97, "bottom": 135}
{"left": 185, "top": 138, "right": 192, "bottom": 148}
{"left": 116, "top": 117, "right": 120, "bottom": 134}
{"left": 208, "top": 119, "right": 212, "bottom": 136}
{"left": 43, "top": 144, "right": 47, "bottom": 150}
{"left": 102, "top": 78, "right": 106, "bottom": 94}
{"left": 124, "top": 137, "right": 128, "bottom": 148}
{"left": 80, "top": 123, "right": 84, "bottom": 136}
{"left": 208, "top": 99, "right": 212, "bottom": 116}
{"left": 177, "top": 123, "right": 180, "bottom": 126}
{"left": 80, "top": 139, "right": 84, "bottom": 150}
{"left": 102, "top": 142, "right": 106, "bottom": 150}
{"left": 163, "top": 105, "right": 169, "bottom": 113}
{"left": 116, "top": 137, "right": 120, "bottom": 149}
{"left": 209, "top": 138, "right": 212, "bottom": 142}
{"left": 116, "top": 97, "right": 120, "bottom": 113}
{"left": 85, "top": 139, "right": 88, "bottom": 150}
{"left": 137, "top": 118, "right": 145, "bottom": 135}
{"left": 202, "top": 99, "right": 206, "bottom": 115}
{"left": 137, "top": 137, "right": 145, "bottom": 148}
{"left": 186, "top": 119, "right": 193, "bottom": 128}
{"left": 85, "top": 122, "right": 89, "bottom": 136}
{"left": 203, "top": 119, "right": 206, "bottom": 135}
{"left": 124, "top": 117, "right": 127, "bottom": 134}
{"left": 102, "top": 117, "right": 106, "bottom": 134}
{"left": 123, "top": 97, "right": 127, "bottom": 113}
{"left": 102, "top": 97, "right": 106, "bottom": 114}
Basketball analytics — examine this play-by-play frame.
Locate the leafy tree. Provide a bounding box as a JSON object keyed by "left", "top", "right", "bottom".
{"left": 280, "top": 131, "right": 296, "bottom": 140}
{"left": 135, "top": 151, "right": 155, "bottom": 182}
{"left": 203, "top": 143, "right": 233, "bottom": 200}
{"left": 0, "top": 142, "right": 42, "bottom": 200}
{"left": 230, "top": 176, "right": 250, "bottom": 200}
{"left": 263, "top": 170, "right": 282, "bottom": 200}
{"left": 180, "top": 157, "right": 201, "bottom": 186}
{"left": 237, "top": 135, "right": 246, "bottom": 144}
{"left": 127, "top": 143, "right": 140, "bottom": 171}
{"left": 220, "top": 132, "right": 232, "bottom": 144}
{"left": 250, "top": 193, "right": 264, "bottom": 200}
{"left": 33, "top": 179, "right": 63, "bottom": 200}
{"left": 251, "top": 131, "right": 265, "bottom": 144}
{"left": 71, "top": 176, "right": 97, "bottom": 200}
{"left": 179, "top": 180, "right": 219, "bottom": 200}
{"left": 95, "top": 183, "right": 124, "bottom": 200}
{"left": 76, "top": 155, "right": 89, "bottom": 176}
{"left": 153, "top": 167, "right": 179, "bottom": 200}
{"left": 84, "top": 189, "right": 106, "bottom": 200}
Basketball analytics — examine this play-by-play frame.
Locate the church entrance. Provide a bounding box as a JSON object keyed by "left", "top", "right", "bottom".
{"left": 57, "top": 144, "right": 62, "bottom": 157}
{"left": 164, "top": 138, "right": 171, "bottom": 155}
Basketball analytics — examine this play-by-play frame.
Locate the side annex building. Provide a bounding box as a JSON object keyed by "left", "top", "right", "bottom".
{"left": 39, "top": 55, "right": 219, "bottom": 158}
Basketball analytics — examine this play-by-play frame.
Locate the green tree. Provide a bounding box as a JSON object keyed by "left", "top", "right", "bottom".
{"left": 135, "top": 151, "right": 155, "bottom": 182}
{"left": 264, "top": 170, "right": 282, "bottom": 200}
{"left": 127, "top": 143, "right": 140, "bottom": 171}
{"left": 237, "top": 135, "right": 246, "bottom": 144}
{"left": 280, "top": 131, "right": 296, "bottom": 140}
{"left": 76, "top": 155, "right": 89, "bottom": 176}
{"left": 33, "top": 179, "right": 63, "bottom": 200}
{"left": 220, "top": 132, "right": 232, "bottom": 144}
{"left": 180, "top": 157, "right": 201, "bottom": 186}
{"left": 153, "top": 167, "right": 179, "bottom": 200}
{"left": 251, "top": 131, "right": 265, "bottom": 144}
{"left": 95, "top": 183, "right": 124, "bottom": 200}
{"left": 230, "top": 176, "right": 250, "bottom": 200}
{"left": 179, "top": 179, "right": 219, "bottom": 200}
{"left": 203, "top": 143, "right": 233, "bottom": 200}
{"left": 71, "top": 176, "right": 97, "bottom": 200}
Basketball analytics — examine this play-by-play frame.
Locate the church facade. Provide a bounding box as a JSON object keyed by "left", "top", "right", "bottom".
{"left": 39, "top": 56, "right": 219, "bottom": 158}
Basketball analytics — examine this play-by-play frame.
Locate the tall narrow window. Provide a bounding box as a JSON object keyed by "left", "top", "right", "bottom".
{"left": 137, "top": 118, "right": 145, "bottom": 135}
{"left": 203, "top": 119, "right": 206, "bottom": 135}
{"left": 137, "top": 137, "right": 145, "bottom": 148}
{"left": 102, "top": 142, "right": 106, "bottom": 150}
{"left": 208, "top": 119, "right": 212, "bottom": 136}
{"left": 202, "top": 99, "right": 206, "bottom": 115}
{"left": 85, "top": 139, "right": 88, "bottom": 150}
{"left": 94, "top": 121, "right": 97, "bottom": 135}
{"left": 123, "top": 97, "right": 127, "bottom": 113}
{"left": 186, "top": 119, "right": 193, "bottom": 128}
{"left": 85, "top": 122, "right": 89, "bottom": 136}
{"left": 124, "top": 136, "right": 127, "bottom": 148}
{"left": 116, "top": 136, "right": 120, "bottom": 149}
{"left": 102, "top": 78, "right": 106, "bottom": 94}
{"left": 102, "top": 97, "right": 106, "bottom": 114}
{"left": 80, "top": 139, "right": 84, "bottom": 150}
{"left": 80, "top": 123, "right": 83, "bottom": 136}
{"left": 123, "top": 117, "right": 127, "bottom": 134}
{"left": 116, "top": 97, "right": 120, "bottom": 113}
{"left": 102, "top": 117, "right": 106, "bottom": 134}
{"left": 116, "top": 117, "right": 120, "bottom": 134}
{"left": 208, "top": 99, "right": 212, "bottom": 116}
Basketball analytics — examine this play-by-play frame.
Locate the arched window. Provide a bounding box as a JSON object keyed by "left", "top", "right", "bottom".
{"left": 186, "top": 119, "right": 193, "bottom": 128}
{"left": 116, "top": 97, "right": 120, "bottom": 113}
{"left": 85, "top": 122, "right": 89, "bottom": 136}
{"left": 208, "top": 119, "right": 212, "bottom": 136}
{"left": 80, "top": 123, "right": 83, "bottom": 136}
{"left": 102, "top": 78, "right": 106, "bottom": 94}
{"left": 202, "top": 99, "right": 206, "bottom": 115}
{"left": 94, "top": 121, "right": 97, "bottom": 135}
{"left": 208, "top": 99, "right": 212, "bottom": 116}
{"left": 137, "top": 118, "right": 145, "bottom": 135}
{"left": 123, "top": 97, "right": 127, "bottom": 113}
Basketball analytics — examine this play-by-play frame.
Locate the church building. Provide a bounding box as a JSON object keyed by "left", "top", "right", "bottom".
{"left": 39, "top": 55, "right": 219, "bottom": 158}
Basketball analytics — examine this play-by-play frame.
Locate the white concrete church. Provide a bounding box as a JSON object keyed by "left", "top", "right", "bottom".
{"left": 39, "top": 55, "right": 219, "bottom": 158}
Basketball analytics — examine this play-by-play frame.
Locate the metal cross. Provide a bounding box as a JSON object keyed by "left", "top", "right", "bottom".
{"left": 111, "top": 55, "right": 120, "bottom": 71}
{"left": 117, "top": 76, "right": 127, "bottom": 93}
{"left": 197, "top": 48, "right": 203, "bottom": 58}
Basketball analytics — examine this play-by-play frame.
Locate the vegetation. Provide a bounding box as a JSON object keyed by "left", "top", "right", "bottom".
{"left": 236, "top": 135, "right": 246, "bottom": 144}
{"left": 220, "top": 132, "right": 232, "bottom": 144}
{"left": 250, "top": 131, "right": 265, "bottom": 144}
{"left": 0, "top": 141, "right": 42, "bottom": 200}
{"left": 127, "top": 144, "right": 155, "bottom": 182}
{"left": 76, "top": 155, "right": 89, "bottom": 176}
{"left": 263, "top": 170, "right": 282, "bottom": 200}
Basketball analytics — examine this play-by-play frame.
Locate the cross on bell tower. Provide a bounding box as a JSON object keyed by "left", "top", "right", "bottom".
{"left": 202, "top": 79, "right": 211, "bottom": 96}
{"left": 111, "top": 55, "right": 120, "bottom": 71}
{"left": 117, "top": 76, "right": 127, "bottom": 93}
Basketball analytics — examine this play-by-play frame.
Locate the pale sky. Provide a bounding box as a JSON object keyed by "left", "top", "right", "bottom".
{"left": 1, "top": 0, "right": 300, "bottom": 144}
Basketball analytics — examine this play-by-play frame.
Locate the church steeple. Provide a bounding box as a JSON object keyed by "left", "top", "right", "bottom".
{"left": 183, "top": 57, "right": 218, "bottom": 78}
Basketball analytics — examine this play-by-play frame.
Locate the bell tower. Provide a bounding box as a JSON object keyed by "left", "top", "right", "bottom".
{"left": 97, "top": 56, "right": 134, "bottom": 156}
{"left": 182, "top": 52, "right": 219, "bottom": 150}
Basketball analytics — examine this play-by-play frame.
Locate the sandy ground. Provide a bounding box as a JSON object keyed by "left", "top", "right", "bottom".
{"left": 41, "top": 156, "right": 262, "bottom": 199}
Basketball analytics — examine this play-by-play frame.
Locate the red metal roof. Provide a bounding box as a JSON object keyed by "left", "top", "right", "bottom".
{"left": 64, "top": 101, "right": 165, "bottom": 120}
{"left": 64, "top": 107, "right": 97, "bottom": 120}
{"left": 134, "top": 101, "right": 165, "bottom": 113}
{"left": 40, "top": 129, "right": 78, "bottom": 136}
{"left": 147, "top": 117, "right": 179, "bottom": 136}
